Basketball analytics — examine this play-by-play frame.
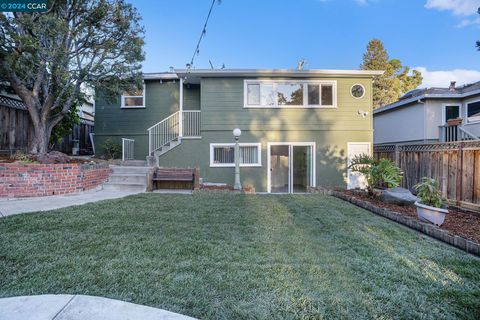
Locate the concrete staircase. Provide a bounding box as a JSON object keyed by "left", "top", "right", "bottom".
{"left": 153, "top": 138, "right": 181, "bottom": 160}
{"left": 103, "top": 165, "right": 150, "bottom": 192}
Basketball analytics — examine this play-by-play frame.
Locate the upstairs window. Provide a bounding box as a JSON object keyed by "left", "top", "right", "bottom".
{"left": 210, "top": 143, "right": 262, "bottom": 167}
{"left": 244, "top": 80, "right": 336, "bottom": 108}
{"left": 467, "top": 101, "right": 480, "bottom": 123}
{"left": 121, "top": 85, "right": 145, "bottom": 108}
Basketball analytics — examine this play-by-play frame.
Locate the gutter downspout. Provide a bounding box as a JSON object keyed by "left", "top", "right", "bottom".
{"left": 179, "top": 78, "right": 183, "bottom": 138}
{"left": 418, "top": 99, "right": 426, "bottom": 142}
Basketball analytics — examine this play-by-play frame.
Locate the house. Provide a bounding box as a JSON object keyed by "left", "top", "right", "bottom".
{"left": 373, "top": 81, "right": 480, "bottom": 145}
{"left": 94, "top": 69, "right": 383, "bottom": 193}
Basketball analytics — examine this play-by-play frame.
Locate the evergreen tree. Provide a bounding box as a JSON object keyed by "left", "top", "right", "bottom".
{"left": 361, "top": 39, "right": 422, "bottom": 108}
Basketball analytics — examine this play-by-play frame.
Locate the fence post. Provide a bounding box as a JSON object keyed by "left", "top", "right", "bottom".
{"left": 456, "top": 142, "right": 464, "bottom": 205}
{"left": 394, "top": 144, "right": 400, "bottom": 167}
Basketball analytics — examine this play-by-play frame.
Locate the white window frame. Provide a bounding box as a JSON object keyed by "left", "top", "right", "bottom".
{"left": 210, "top": 143, "right": 262, "bottom": 167}
{"left": 442, "top": 103, "right": 462, "bottom": 125}
{"left": 243, "top": 80, "right": 337, "bottom": 109}
{"left": 350, "top": 83, "right": 366, "bottom": 99}
{"left": 121, "top": 82, "right": 146, "bottom": 108}
{"left": 466, "top": 100, "right": 480, "bottom": 124}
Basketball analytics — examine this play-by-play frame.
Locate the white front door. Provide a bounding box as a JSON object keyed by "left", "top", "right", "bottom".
{"left": 347, "top": 142, "right": 371, "bottom": 190}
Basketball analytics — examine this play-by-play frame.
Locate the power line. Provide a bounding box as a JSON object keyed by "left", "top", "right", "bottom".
{"left": 186, "top": 0, "right": 218, "bottom": 71}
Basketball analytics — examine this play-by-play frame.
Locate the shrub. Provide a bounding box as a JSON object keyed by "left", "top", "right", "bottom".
{"left": 102, "top": 139, "right": 121, "bottom": 160}
{"left": 414, "top": 177, "right": 444, "bottom": 208}
{"left": 348, "top": 154, "right": 403, "bottom": 195}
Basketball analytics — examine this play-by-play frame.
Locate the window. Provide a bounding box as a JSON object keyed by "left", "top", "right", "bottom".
{"left": 244, "top": 80, "right": 337, "bottom": 108}
{"left": 321, "top": 85, "right": 333, "bottom": 105}
{"left": 121, "top": 85, "right": 145, "bottom": 108}
{"left": 351, "top": 84, "right": 365, "bottom": 99}
{"left": 277, "top": 83, "right": 303, "bottom": 106}
{"left": 467, "top": 101, "right": 480, "bottom": 123}
{"left": 210, "top": 143, "right": 261, "bottom": 167}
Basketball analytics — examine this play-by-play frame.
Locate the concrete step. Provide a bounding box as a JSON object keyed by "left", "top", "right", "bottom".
{"left": 110, "top": 165, "right": 150, "bottom": 174}
{"left": 107, "top": 173, "right": 147, "bottom": 184}
{"left": 119, "top": 160, "right": 148, "bottom": 167}
{"left": 103, "top": 181, "right": 146, "bottom": 192}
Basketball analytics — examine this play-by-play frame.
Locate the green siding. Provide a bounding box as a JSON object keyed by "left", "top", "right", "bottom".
{"left": 95, "top": 75, "right": 374, "bottom": 191}
{"left": 200, "top": 78, "right": 373, "bottom": 132}
{"left": 159, "top": 130, "right": 372, "bottom": 191}
{"left": 94, "top": 80, "right": 200, "bottom": 157}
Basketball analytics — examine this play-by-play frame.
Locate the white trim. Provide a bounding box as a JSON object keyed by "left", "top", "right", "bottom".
{"left": 267, "top": 142, "right": 316, "bottom": 194}
{"left": 121, "top": 82, "right": 145, "bottom": 108}
{"left": 243, "top": 80, "right": 337, "bottom": 109}
{"left": 466, "top": 100, "right": 480, "bottom": 124}
{"left": 174, "top": 69, "right": 384, "bottom": 77}
{"left": 350, "top": 83, "right": 365, "bottom": 99}
{"left": 210, "top": 143, "right": 262, "bottom": 167}
{"left": 441, "top": 103, "right": 462, "bottom": 125}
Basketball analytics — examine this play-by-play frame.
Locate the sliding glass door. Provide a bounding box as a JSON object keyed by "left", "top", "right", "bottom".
{"left": 269, "top": 143, "right": 314, "bottom": 193}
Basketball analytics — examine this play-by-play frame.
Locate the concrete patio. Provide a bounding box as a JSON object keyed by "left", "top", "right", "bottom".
{"left": 0, "top": 188, "right": 142, "bottom": 217}
{"left": 0, "top": 294, "right": 196, "bottom": 320}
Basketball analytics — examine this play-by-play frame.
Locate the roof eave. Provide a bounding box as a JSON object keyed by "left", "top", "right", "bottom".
{"left": 373, "top": 89, "right": 480, "bottom": 115}
{"left": 174, "top": 69, "right": 384, "bottom": 78}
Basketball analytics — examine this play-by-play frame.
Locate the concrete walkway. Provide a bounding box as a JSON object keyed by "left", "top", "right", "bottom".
{"left": 0, "top": 294, "right": 196, "bottom": 320}
{"left": 0, "top": 188, "right": 143, "bottom": 217}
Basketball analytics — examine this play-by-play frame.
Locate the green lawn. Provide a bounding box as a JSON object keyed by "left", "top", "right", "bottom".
{"left": 1, "top": 194, "right": 479, "bottom": 319}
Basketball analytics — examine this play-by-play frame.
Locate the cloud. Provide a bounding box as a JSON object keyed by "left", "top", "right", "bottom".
{"left": 354, "top": 0, "right": 368, "bottom": 5}
{"left": 425, "top": 0, "right": 480, "bottom": 16}
{"left": 456, "top": 17, "right": 480, "bottom": 28}
{"left": 413, "top": 67, "right": 480, "bottom": 88}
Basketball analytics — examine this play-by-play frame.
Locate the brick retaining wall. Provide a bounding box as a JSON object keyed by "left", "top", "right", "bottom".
{"left": 0, "top": 163, "right": 111, "bottom": 198}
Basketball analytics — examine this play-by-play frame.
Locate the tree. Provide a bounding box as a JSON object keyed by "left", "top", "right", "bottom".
{"left": 0, "top": 0, "right": 145, "bottom": 154}
{"left": 360, "top": 39, "right": 422, "bottom": 109}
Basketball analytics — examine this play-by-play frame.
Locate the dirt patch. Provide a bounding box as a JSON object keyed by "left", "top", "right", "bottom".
{"left": 338, "top": 189, "right": 480, "bottom": 243}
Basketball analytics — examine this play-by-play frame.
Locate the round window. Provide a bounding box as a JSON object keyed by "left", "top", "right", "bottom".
{"left": 351, "top": 84, "right": 365, "bottom": 99}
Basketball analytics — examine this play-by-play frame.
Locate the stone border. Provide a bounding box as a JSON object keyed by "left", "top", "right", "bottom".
{"left": 327, "top": 189, "right": 480, "bottom": 256}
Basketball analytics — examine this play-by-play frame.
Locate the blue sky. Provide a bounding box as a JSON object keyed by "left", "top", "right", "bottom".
{"left": 131, "top": 0, "right": 480, "bottom": 87}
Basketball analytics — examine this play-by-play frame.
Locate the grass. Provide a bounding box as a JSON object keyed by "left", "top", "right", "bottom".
{"left": 1, "top": 193, "right": 479, "bottom": 319}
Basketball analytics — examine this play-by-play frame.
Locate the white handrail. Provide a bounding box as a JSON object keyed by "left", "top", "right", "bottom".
{"left": 147, "top": 111, "right": 180, "bottom": 155}
{"left": 148, "top": 111, "right": 201, "bottom": 156}
{"left": 458, "top": 126, "right": 479, "bottom": 140}
{"left": 122, "top": 138, "right": 135, "bottom": 161}
{"left": 183, "top": 110, "right": 201, "bottom": 137}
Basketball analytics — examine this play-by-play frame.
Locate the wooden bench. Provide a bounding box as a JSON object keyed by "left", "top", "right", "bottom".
{"left": 152, "top": 168, "right": 195, "bottom": 190}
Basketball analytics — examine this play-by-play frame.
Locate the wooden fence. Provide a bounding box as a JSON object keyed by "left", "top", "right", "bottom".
{"left": 0, "top": 95, "right": 93, "bottom": 155}
{"left": 374, "top": 141, "right": 480, "bottom": 210}
{"left": 0, "top": 96, "right": 32, "bottom": 154}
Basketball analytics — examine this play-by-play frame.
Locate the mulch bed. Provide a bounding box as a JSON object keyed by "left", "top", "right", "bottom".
{"left": 338, "top": 190, "right": 480, "bottom": 243}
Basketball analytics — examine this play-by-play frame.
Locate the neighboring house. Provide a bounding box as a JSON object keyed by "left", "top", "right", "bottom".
{"left": 373, "top": 81, "right": 480, "bottom": 145}
{"left": 0, "top": 87, "right": 95, "bottom": 155}
{"left": 94, "top": 69, "right": 382, "bottom": 193}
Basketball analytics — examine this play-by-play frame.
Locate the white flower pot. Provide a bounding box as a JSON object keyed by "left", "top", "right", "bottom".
{"left": 414, "top": 201, "right": 448, "bottom": 226}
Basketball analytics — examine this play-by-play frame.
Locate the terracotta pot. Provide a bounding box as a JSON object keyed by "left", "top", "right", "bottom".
{"left": 447, "top": 118, "right": 463, "bottom": 126}
{"left": 415, "top": 201, "right": 448, "bottom": 226}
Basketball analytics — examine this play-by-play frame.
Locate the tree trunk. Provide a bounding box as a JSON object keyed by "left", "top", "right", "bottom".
{"left": 29, "top": 122, "right": 50, "bottom": 154}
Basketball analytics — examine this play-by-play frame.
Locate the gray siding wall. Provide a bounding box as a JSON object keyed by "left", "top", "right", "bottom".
{"left": 374, "top": 102, "right": 425, "bottom": 144}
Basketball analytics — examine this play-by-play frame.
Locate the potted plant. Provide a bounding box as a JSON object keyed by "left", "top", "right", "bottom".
{"left": 414, "top": 177, "right": 448, "bottom": 226}
{"left": 447, "top": 117, "right": 463, "bottom": 126}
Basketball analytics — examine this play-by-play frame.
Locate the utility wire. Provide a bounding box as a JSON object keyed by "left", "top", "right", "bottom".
{"left": 186, "top": 0, "right": 218, "bottom": 71}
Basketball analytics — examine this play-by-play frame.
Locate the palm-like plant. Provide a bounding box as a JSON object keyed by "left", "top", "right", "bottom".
{"left": 348, "top": 154, "right": 403, "bottom": 195}
{"left": 414, "top": 178, "right": 444, "bottom": 208}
